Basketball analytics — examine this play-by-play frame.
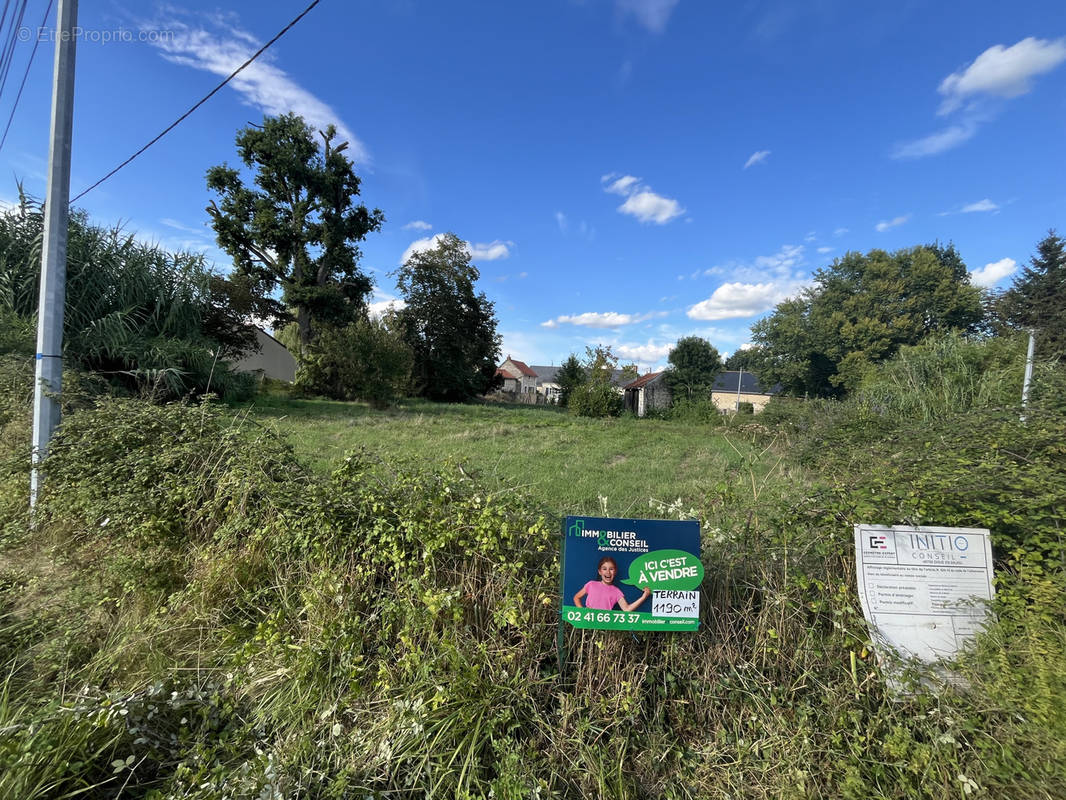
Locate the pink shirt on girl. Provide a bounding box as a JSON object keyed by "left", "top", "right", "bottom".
{"left": 582, "top": 581, "right": 624, "bottom": 610}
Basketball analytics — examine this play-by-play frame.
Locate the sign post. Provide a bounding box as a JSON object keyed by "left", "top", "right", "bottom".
{"left": 560, "top": 516, "right": 702, "bottom": 632}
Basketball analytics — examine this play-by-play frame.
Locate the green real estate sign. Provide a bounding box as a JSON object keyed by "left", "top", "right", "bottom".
{"left": 561, "top": 516, "right": 702, "bottom": 631}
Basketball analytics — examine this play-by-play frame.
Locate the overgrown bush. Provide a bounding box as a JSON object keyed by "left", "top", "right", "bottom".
{"left": 294, "top": 318, "right": 412, "bottom": 406}
{"left": 568, "top": 380, "right": 623, "bottom": 418}
{"left": 666, "top": 396, "right": 723, "bottom": 423}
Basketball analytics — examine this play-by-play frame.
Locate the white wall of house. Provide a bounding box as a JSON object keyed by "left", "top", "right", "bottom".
{"left": 232, "top": 328, "right": 297, "bottom": 383}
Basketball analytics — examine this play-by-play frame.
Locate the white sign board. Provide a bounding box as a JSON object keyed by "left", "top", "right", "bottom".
{"left": 854, "top": 525, "right": 994, "bottom": 664}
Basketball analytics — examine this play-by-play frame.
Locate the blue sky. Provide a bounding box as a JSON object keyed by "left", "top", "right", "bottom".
{"left": 2, "top": 1, "right": 1064, "bottom": 371}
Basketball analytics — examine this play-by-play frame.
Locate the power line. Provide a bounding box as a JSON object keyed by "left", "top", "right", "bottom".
{"left": 70, "top": 0, "right": 321, "bottom": 204}
{"left": 0, "top": 0, "right": 53, "bottom": 153}
{"left": 0, "top": 0, "right": 29, "bottom": 102}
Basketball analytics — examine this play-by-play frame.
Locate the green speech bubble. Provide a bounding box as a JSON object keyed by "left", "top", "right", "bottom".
{"left": 621, "top": 549, "right": 704, "bottom": 591}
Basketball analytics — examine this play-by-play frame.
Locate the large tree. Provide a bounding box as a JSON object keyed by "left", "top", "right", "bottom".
{"left": 206, "top": 114, "right": 383, "bottom": 346}
{"left": 998, "top": 229, "right": 1066, "bottom": 356}
{"left": 394, "top": 233, "right": 501, "bottom": 402}
{"left": 723, "top": 345, "right": 770, "bottom": 373}
{"left": 752, "top": 244, "right": 984, "bottom": 396}
{"left": 663, "top": 336, "right": 722, "bottom": 400}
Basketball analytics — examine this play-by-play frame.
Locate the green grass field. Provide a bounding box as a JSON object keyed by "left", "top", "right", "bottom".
{"left": 244, "top": 394, "right": 797, "bottom": 518}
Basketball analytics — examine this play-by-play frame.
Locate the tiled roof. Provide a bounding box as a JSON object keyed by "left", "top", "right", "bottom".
{"left": 529, "top": 365, "right": 559, "bottom": 384}
{"left": 496, "top": 368, "right": 517, "bottom": 380}
{"left": 507, "top": 358, "right": 538, "bottom": 377}
{"left": 624, "top": 371, "right": 664, "bottom": 390}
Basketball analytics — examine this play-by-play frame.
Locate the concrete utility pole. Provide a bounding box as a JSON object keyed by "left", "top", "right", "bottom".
{"left": 735, "top": 367, "right": 743, "bottom": 411}
{"left": 31, "top": 0, "right": 78, "bottom": 507}
{"left": 1020, "top": 329, "right": 1036, "bottom": 423}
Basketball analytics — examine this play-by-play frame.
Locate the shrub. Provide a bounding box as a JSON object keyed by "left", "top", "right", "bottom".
{"left": 294, "top": 318, "right": 412, "bottom": 406}
{"left": 666, "top": 396, "right": 722, "bottom": 424}
{"left": 568, "top": 380, "right": 623, "bottom": 418}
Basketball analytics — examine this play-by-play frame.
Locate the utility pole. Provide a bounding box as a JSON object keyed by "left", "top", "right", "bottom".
{"left": 1020, "top": 329, "right": 1036, "bottom": 423}
{"left": 735, "top": 367, "right": 743, "bottom": 411}
{"left": 30, "top": 0, "right": 78, "bottom": 507}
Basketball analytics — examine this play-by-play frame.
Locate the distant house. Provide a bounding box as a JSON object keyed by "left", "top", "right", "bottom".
{"left": 231, "top": 327, "right": 297, "bottom": 383}
{"left": 529, "top": 365, "right": 561, "bottom": 402}
{"left": 710, "top": 370, "right": 778, "bottom": 412}
{"left": 497, "top": 356, "right": 538, "bottom": 396}
{"left": 624, "top": 371, "right": 670, "bottom": 417}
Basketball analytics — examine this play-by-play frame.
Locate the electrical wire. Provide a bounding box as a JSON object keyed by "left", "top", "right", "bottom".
{"left": 0, "top": 0, "right": 52, "bottom": 153}
{"left": 71, "top": 0, "right": 322, "bottom": 204}
{"left": 0, "top": 0, "right": 29, "bottom": 103}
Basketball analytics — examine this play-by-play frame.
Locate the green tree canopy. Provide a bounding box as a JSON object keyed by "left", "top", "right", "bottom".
{"left": 568, "top": 345, "right": 623, "bottom": 418}
{"left": 997, "top": 229, "right": 1066, "bottom": 356}
{"left": 752, "top": 244, "right": 984, "bottom": 396}
{"left": 723, "top": 346, "right": 769, "bottom": 373}
{"left": 206, "top": 114, "right": 383, "bottom": 346}
{"left": 554, "top": 354, "right": 586, "bottom": 407}
{"left": 663, "top": 336, "right": 722, "bottom": 400}
{"left": 394, "top": 233, "right": 501, "bottom": 402}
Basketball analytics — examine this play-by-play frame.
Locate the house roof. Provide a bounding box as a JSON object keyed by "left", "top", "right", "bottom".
{"left": 624, "top": 371, "right": 664, "bottom": 390}
{"left": 502, "top": 356, "right": 538, "bottom": 377}
{"left": 711, "top": 370, "right": 778, "bottom": 394}
{"left": 495, "top": 368, "right": 517, "bottom": 380}
{"left": 529, "top": 365, "right": 559, "bottom": 384}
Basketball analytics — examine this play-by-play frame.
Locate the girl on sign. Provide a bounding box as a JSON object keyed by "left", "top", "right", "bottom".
{"left": 573, "top": 556, "right": 651, "bottom": 611}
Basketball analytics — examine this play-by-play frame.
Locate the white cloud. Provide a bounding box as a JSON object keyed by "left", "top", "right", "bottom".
{"left": 687, "top": 282, "right": 785, "bottom": 321}
{"left": 892, "top": 122, "right": 977, "bottom": 159}
{"left": 617, "top": 341, "right": 673, "bottom": 364}
{"left": 400, "top": 234, "right": 511, "bottom": 264}
{"left": 541, "top": 311, "right": 667, "bottom": 329}
{"left": 969, "top": 257, "right": 1017, "bottom": 288}
{"left": 160, "top": 217, "right": 206, "bottom": 235}
{"left": 468, "top": 240, "right": 513, "bottom": 260}
{"left": 618, "top": 191, "right": 685, "bottom": 225}
{"left": 743, "top": 150, "right": 771, "bottom": 169}
{"left": 602, "top": 174, "right": 642, "bottom": 196}
{"left": 875, "top": 214, "right": 911, "bottom": 233}
{"left": 894, "top": 37, "right": 1066, "bottom": 161}
{"left": 403, "top": 220, "right": 432, "bottom": 231}
{"left": 753, "top": 244, "right": 804, "bottom": 275}
{"left": 400, "top": 233, "right": 447, "bottom": 265}
{"left": 555, "top": 211, "right": 567, "bottom": 232}
{"left": 602, "top": 173, "right": 685, "bottom": 225}
{"left": 147, "top": 14, "right": 367, "bottom": 162}
{"left": 833, "top": 227, "right": 849, "bottom": 237}
{"left": 368, "top": 290, "right": 406, "bottom": 319}
{"left": 702, "top": 244, "right": 807, "bottom": 287}
{"left": 817, "top": 246, "right": 834, "bottom": 254}
{"left": 938, "top": 37, "right": 1066, "bottom": 115}
{"left": 961, "top": 198, "right": 999, "bottom": 213}
{"left": 616, "top": 0, "right": 680, "bottom": 33}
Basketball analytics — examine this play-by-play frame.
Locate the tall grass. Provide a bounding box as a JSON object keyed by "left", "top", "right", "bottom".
{"left": 0, "top": 356, "right": 1063, "bottom": 798}
{"left": 854, "top": 330, "right": 1028, "bottom": 421}
{"left": 0, "top": 192, "right": 254, "bottom": 400}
